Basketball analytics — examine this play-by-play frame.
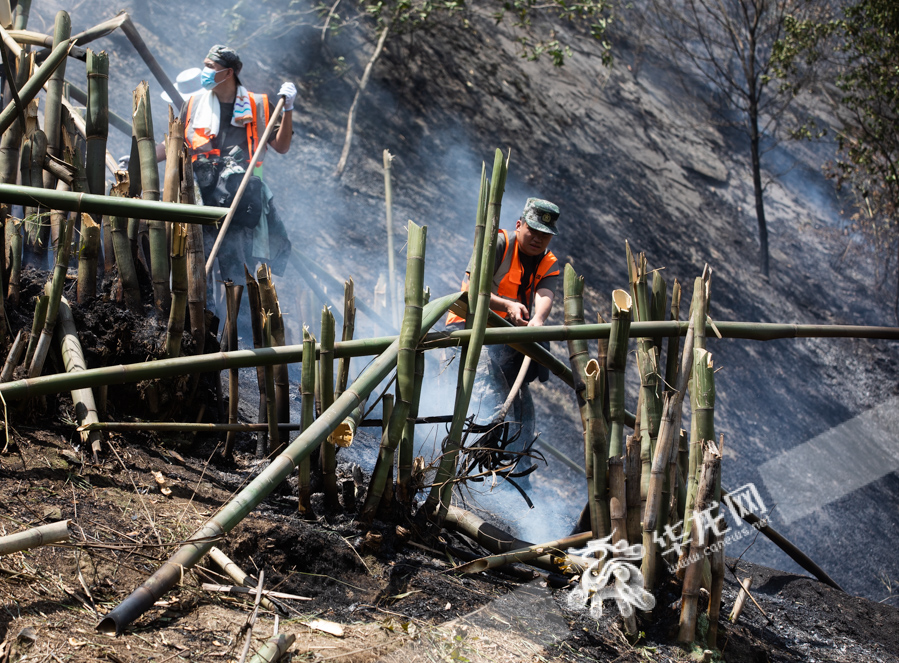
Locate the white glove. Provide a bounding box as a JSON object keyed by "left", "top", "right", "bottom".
{"left": 279, "top": 82, "right": 297, "bottom": 112}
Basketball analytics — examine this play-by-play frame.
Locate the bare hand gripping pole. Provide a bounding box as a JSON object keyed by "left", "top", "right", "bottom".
{"left": 205, "top": 95, "right": 287, "bottom": 279}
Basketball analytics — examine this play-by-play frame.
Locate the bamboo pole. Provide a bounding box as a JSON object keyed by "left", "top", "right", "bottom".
{"left": 39, "top": 13, "right": 70, "bottom": 234}
{"left": 205, "top": 96, "right": 285, "bottom": 277}
{"left": 117, "top": 14, "right": 184, "bottom": 109}
{"left": 383, "top": 150, "right": 398, "bottom": 326}
{"left": 297, "top": 327, "right": 315, "bottom": 517}
{"left": 0, "top": 38, "right": 71, "bottom": 137}
{"left": 258, "top": 264, "right": 290, "bottom": 454}
{"left": 584, "top": 358, "right": 610, "bottom": 539}
{"left": 245, "top": 267, "right": 268, "bottom": 458}
{"left": 76, "top": 215, "right": 100, "bottom": 302}
{"left": 27, "top": 207, "right": 75, "bottom": 377}
{"left": 608, "top": 454, "right": 627, "bottom": 546}
{"left": 0, "top": 183, "right": 225, "bottom": 224}
{"left": 397, "top": 348, "right": 424, "bottom": 503}
{"left": 222, "top": 282, "right": 243, "bottom": 458}
{"left": 263, "top": 315, "right": 279, "bottom": 460}
{"left": 84, "top": 49, "right": 107, "bottom": 196}
{"left": 0, "top": 520, "right": 69, "bottom": 555}
{"left": 247, "top": 633, "right": 295, "bottom": 663}
{"left": 13, "top": 0, "right": 29, "bottom": 30}
{"left": 56, "top": 295, "right": 103, "bottom": 461}
{"left": 109, "top": 176, "right": 141, "bottom": 311}
{"left": 133, "top": 81, "right": 169, "bottom": 314}
{"left": 730, "top": 577, "right": 752, "bottom": 623}
{"left": 64, "top": 80, "right": 131, "bottom": 136}
{"left": 563, "top": 264, "right": 591, "bottom": 426}
{"left": 21, "top": 130, "right": 46, "bottom": 253}
{"left": 425, "top": 149, "right": 506, "bottom": 520}
{"left": 0, "top": 331, "right": 25, "bottom": 382}
{"left": 3, "top": 316, "right": 897, "bottom": 402}
{"left": 208, "top": 547, "right": 286, "bottom": 615}
{"left": 164, "top": 112, "right": 188, "bottom": 356}
{"left": 23, "top": 294, "right": 48, "bottom": 368}
{"left": 664, "top": 280, "right": 682, "bottom": 390}
{"left": 678, "top": 440, "right": 721, "bottom": 644}
{"left": 465, "top": 164, "right": 489, "bottom": 322}
{"left": 606, "top": 289, "right": 632, "bottom": 458}
{"left": 361, "top": 221, "right": 426, "bottom": 522}
{"left": 319, "top": 306, "right": 339, "bottom": 511}
{"left": 186, "top": 216, "right": 206, "bottom": 352}
{"left": 649, "top": 270, "right": 667, "bottom": 353}
{"left": 453, "top": 531, "right": 594, "bottom": 574}
{"left": 625, "top": 434, "right": 641, "bottom": 547}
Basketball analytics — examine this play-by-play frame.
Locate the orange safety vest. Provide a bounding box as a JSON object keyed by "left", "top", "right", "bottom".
{"left": 184, "top": 91, "right": 270, "bottom": 170}
{"left": 446, "top": 229, "right": 559, "bottom": 325}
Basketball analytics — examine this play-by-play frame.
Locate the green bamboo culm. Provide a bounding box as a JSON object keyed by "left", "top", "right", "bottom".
{"left": 465, "top": 163, "right": 489, "bottom": 321}
{"left": 109, "top": 176, "right": 141, "bottom": 311}
{"left": 0, "top": 38, "right": 71, "bottom": 137}
{"left": 261, "top": 311, "right": 278, "bottom": 459}
{"left": 398, "top": 347, "right": 425, "bottom": 503}
{"left": 664, "top": 279, "right": 682, "bottom": 391}
{"left": 649, "top": 270, "right": 667, "bottom": 353}
{"left": 424, "top": 149, "right": 507, "bottom": 520}
{"left": 563, "top": 264, "right": 592, "bottom": 427}
{"left": 95, "top": 292, "right": 460, "bottom": 636}
{"left": 606, "top": 289, "right": 632, "bottom": 458}
{"left": 298, "top": 327, "right": 316, "bottom": 518}
{"left": 629, "top": 248, "right": 662, "bottom": 450}
{"left": 24, "top": 294, "right": 49, "bottom": 368}
{"left": 319, "top": 306, "right": 339, "bottom": 511}
{"left": 133, "top": 81, "right": 169, "bottom": 314}
{"left": 164, "top": 112, "right": 188, "bottom": 358}
{"left": 27, "top": 208, "right": 75, "bottom": 378}
{"left": 222, "top": 282, "right": 243, "bottom": 458}
{"left": 258, "top": 265, "right": 290, "bottom": 454}
{"left": 14, "top": 0, "right": 31, "bottom": 29}
{"left": 361, "top": 221, "right": 427, "bottom": 522}
{"left": 678, "top": 273, "right": 710, "bottom": 571}
{"left": 38, "top": 12, "right": 71, "bottom": 266}
{"left": 84, "top": 49, "right": 108, "bottom": 197}
{"left": 335, "top": 279, "right": 356, "bottom": 399}
{"left": 76, "top": 215, "right": 100, "bottom": 303}
{"left": 21, "top": 130, "right": 47, "bottom": 251}
{"left": 584, "top": 358, "right": 610, "bottom": 540}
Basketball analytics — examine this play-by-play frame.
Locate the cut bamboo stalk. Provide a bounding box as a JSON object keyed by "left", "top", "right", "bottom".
{"left": 625, "top": 434, "right": 641, "bottom": 547}
{"left": 380, "top": 393, "right": 395, "bottom": 509}
{"left": 362, "top": 221, "right": 427, "bottom": 522}
{"left": 425, "top": 149, "right": 506, "bottom": 520}
{"left": 708, "top": 529, "right": 725, "bottom": 648}
{"left": 564, "top": 264, "right": 591, "bottom": 427}
{"left": 186, "top": 213, "right": 206, "bottom": 352}
{"left": 84, "top": 48, "right": 107, "bottom": 197}
{"left": 22, "top": 130, "right": 47, "bottom": 253}
{"left": 222, "top": 282, "right": 243, "bottom": 458}
{"left": 76, "top": 214, "right": 100, "bottom": 302}
{"left": 397, "top": 348, "right": 424, "bottom": 503}
{"left": 453, "top": 531, "right": 594, "bottom": 574}
{"left": 297, "top": 327, "right": 315, "bottom": 517}
{"left": 164, "top": 112, "right": 188, "bottom": 356}
{"left": 584, "top": 358, "right": 610, "bottom": 540}
{"left": 27, "top": 208, "right": 75, "bottom": 378}
{"left": 608, "top": 454, "right": 627, "bottom": 546}
{"left": 465, "top": 164, "right": 489, "bottom": 321}
{"left": 246, "top": 633, "right": 295, "bottom": 663}
{"left": 109, "top": 176, "right": 141, "bottom": 311}
{"left": 649, "top": 270, "right": 667, "bottom": 352}
{"left": 117, "top": 15, "right": 184, "bottom": 109}
{"left": 443, "top": 506, "right": 592, "bottom": 575}
{"left": 208, "top": 547, "right": 287, "bottom": 615}
{"left": 730, "top": 577, "right": 752, "bottom": 623}
{"left": 678, "top": 440, "right": 721, "bottom": 644}
{"left": 383, "top": 149, "right": 398, "bottom": 326}
{"left": 0, "top": 183, "right": 225, "bottom": 224}
{"left": 13, "top": 0, "right": 29, "bottom": 30}
{"left": 64, "top": 80, "right": 131, "bottom": 136}
{"left": 664, "top": 279, "right": 682, "bottom": 390}
{"left": 5, "top": 217, "right": 23, "bottom": 306}
{"left": 606, "top": 289, "right": 632, "bottom": 457}
{"left": 0, "top": 520, "right": 69, "bottom": 555}
{"left": 319, "top": 306, "right": 339, "bottom": 511}
{"left": 39, "top": 13, "right": 70, "bottom": 223}
{"left": 263, "top": 314, "right": 279, "bottom": 460}
{"left": 245, "top": 267, "right": 268, "bottom": 458}
{"left": 0, "top": 330, "right": 25, "bottom": 382}
{"left": 641, "top": 291, "right": 701, "bottom": 589}
{"left": 24, "top": 294, "right": 48, "bottom": 368}
{"left": 133, "top": 81, "right": 168, "bottom": 314}
{"left": 56, "top": 295, "right": 103, "bottom": 461}
{"left": 335, "top": 279, "right": 356, "bottom": 398}
{"left": 258, "top": 264, "right": 289, "bottom": 454}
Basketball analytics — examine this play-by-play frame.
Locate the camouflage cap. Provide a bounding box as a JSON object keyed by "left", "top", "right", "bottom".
{"left": 206, "top": 45, "right": 243, "bottom": 75}
{"left": 521, "top": 198, "right": 560, "bottom": 235}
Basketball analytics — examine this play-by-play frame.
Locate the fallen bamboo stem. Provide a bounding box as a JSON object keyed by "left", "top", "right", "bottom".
{"left": 0, "top": 183, "right": 226, "bottom": 224}
{"left": 4, "top": 318, "right": 899, "bottom": 401}
{"left": 730, "top": 577, "right": 752, "bottom": 623}
{"left": 246, "top": 632, "right": 296, "bottom": 663}
{"left": 0, "top": 331, "right": 25, "bottom": 383}
{"left": 95, "top": 292, "right": 460, "bottom": 636}
{"left": 0, "top": 520, "right": 70, "bottom": 555}
{"left": 208, "top": 547, "right": 288, "bottom": 615}
{"left": 452, "top": 531, "right": 594, "bottom": 574}
{"left": 200, "top": 583, "right": 311, "bottom": 602}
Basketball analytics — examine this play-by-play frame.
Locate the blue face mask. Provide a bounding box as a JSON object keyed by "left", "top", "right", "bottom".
{"left": 200, "top": 66, "right": 220, "bottom": 91}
